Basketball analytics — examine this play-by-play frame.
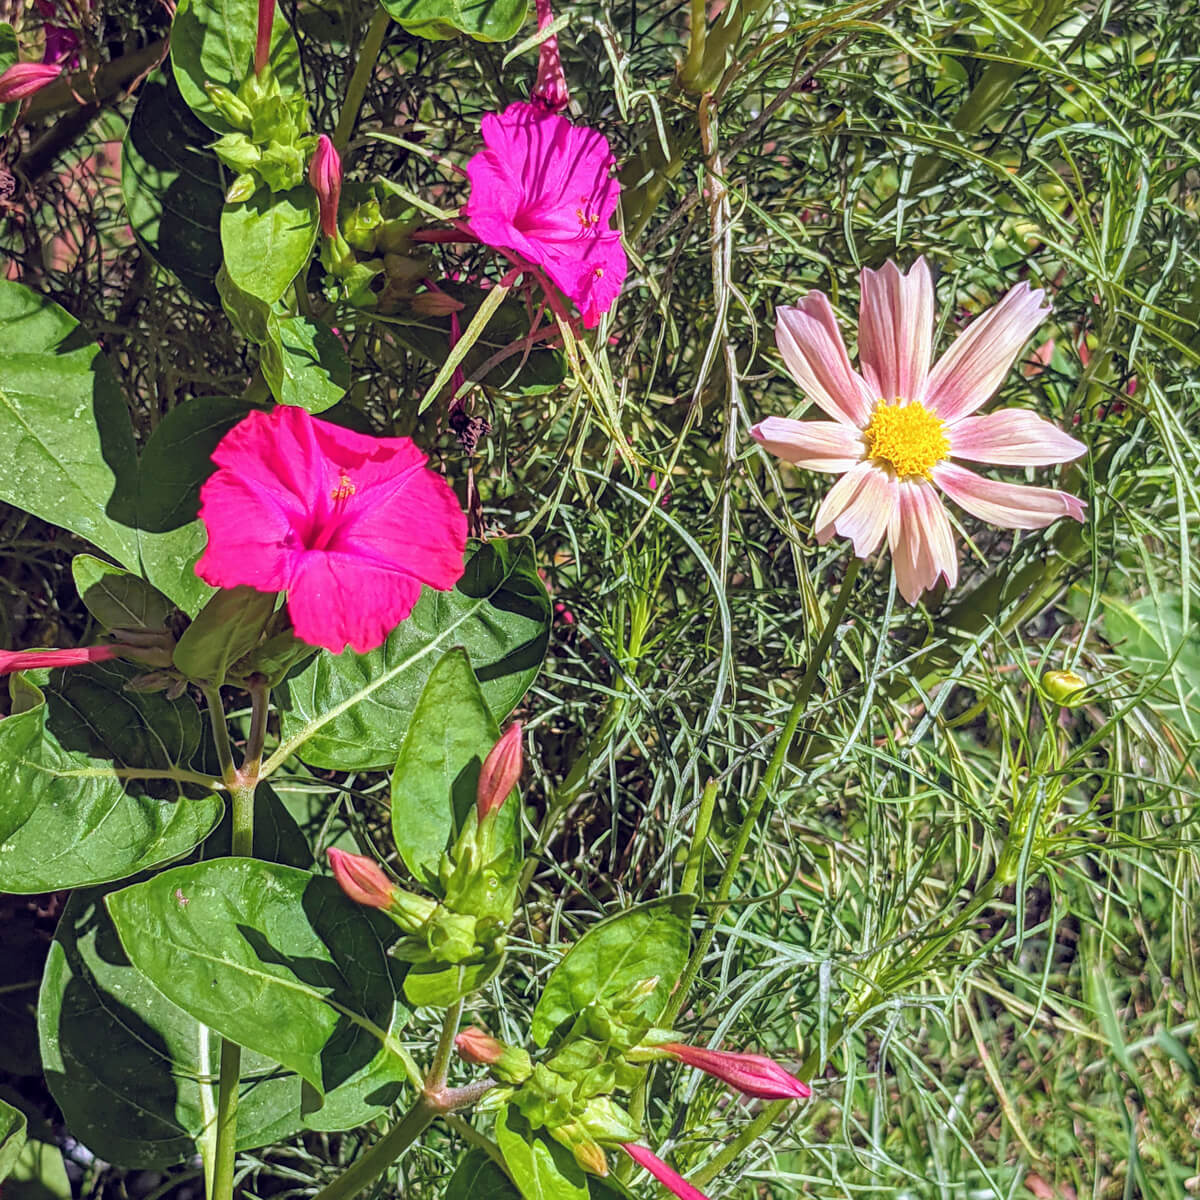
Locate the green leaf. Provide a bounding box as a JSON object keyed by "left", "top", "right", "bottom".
{"left": 0, "top": 280, "right": 141, "bottom": 570}
{"left": 39, "top": 885, "right": 306, "bottom": 1170}
{"left": 531, "top": 896, "right": 695, "bottom": 1046}
{"left": 446, "top": 1149, "right": 523, "bottom": 1200}
{"left": 262, "top": 314, "right": 350, "bottom": 413}
{"left": 171, "top": 0, "right": 303, "bottom": 133}
{"left": 137, "top": 395, "right": 257, "bottom": 614}
{"left": 403, "top": 956, "right": 503, "bottom": 1009}
{"left": 122, "top": 72, "right": 225, "bottom": 305}
{"left": 496, "top": 1107, "right": 589, "bottom": 1200}
{"left": 279, "top": 538, "right": 550, "bottom": 771}
{"left": 0, "top": 25, "right": 19, "bottom": 134}
{"left": 0, "top": 1099, "right": 26, "bottom": 1183}
{"left": 5, "top": 1138, "right": 72, "bottom": 1200}
{"left": 71, "top": 554, "right": 176, "bottom": 632}
{"left": 0, "top": 661, "right": 222, "bottom": 893}
{"left": 391, "top": 647, "right": 501, "bottom": 884}
{"left": 107, "top": 859, "right": 412, "bottom": 1096}
{"left": 222, "top": 186, "right": 319, "bottom": 304}
{"left": 381, "top": 0, "right": 529, "bottom": 43}
{"left": 172, "top": 585, "right": 277, "bottom": 685}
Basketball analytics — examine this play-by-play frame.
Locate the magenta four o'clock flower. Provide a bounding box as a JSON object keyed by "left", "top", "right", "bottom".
{"left": 751, "top": 259, "right": 1086, "bottom": 604}
{"left": 661, "top": 1042, "right": 812, "bottom": 1100}
{"left": 196, "top": 405, "right": 467, "bottom": 655}
{"left": 465, "top": 102, "right": 627, "bottom": 328}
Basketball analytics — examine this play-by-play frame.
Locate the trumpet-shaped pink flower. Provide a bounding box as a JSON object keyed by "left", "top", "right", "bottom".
{"left": 465, "top": 102, "right": 626, "bottom": 328}
{"left": 0, "top": 61, "right": 62, "bottom": 102}
{"left": 662, "top": 1043, "right": 812, "bottom": 1100}
{"left": 751, "top": 259, "right": 1086, "bottom": 603}
{"left": 196, "top": 406, "right": 467, "bottom": 654}
{"left": 621, "top": 1144, "right": 709, "bottom": 1200}
{"left": 0, "top": 645, "right": 117, "bottom": 676}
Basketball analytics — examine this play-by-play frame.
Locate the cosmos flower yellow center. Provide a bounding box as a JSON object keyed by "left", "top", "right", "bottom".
{"left": 863, "top": 399, "right": 950, "bottom": 479}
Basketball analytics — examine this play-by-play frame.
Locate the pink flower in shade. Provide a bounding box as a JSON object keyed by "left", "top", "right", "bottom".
{"left": 750, "top": 259, "right": 1087, "bottom": 604}
{"left": 0, "top": 62, "right": 62, "bottom": 102}
{"left": 328, "top": 848, "right": 396, "bottom": 908}
{"left": 309, "top": 134, "right": 342, "bottom": 239}
{"left": 36, "top": 0, "right": 80, "bottom": 68}
{"left": 196, "top": 406, "right": 467, "bottom": 654}
{"left": 465, "top": 102, "right": 627, "bottom": 329}
{"left": 620, "top": 1144, "right": 709, "bottom": 1200}
{"left": 662, "top": 1043, "right": 812, "bottom": 1100}
{"left": 0, "top": 645, "right": 117, "bottom": 676}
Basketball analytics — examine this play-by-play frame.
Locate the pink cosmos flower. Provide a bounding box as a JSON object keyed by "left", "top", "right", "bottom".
{"left": 196, "top": 405, "right": 467, "bottom": 654}
{"left": 465, "top": 102, "right": 627, "bottom": 328}
{"left": 620, "top": 1144, "right": 709, "bottom": 1200}
{"left": 0, "top": 62, "right": 62, "bottom": 102}
{"left": 751, "top": 259, "right": 1086, "bottom": 604}
{"left": 0, "top": 645, "right": 117, "bottom": 676}
{"left": 662, "top": 1043, "right": 812, "bottom": 1100}
{"left": 309, "top": 134, "right": 342, "bottom": 238}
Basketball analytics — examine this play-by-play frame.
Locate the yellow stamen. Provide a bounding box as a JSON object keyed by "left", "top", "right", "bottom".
{"left": 330, "top": 474, "right": 356, "bottom": 501}
{"left": 863, "top": 399, "right": 949, "bottom": 479}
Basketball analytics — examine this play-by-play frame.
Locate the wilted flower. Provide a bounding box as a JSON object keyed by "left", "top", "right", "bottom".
{"left": 0, "top": 62, "right": 62, "bottom": 102}
{"left": 620, "top": 1144, "right": 709, "bottom": 1200}
{"left": 328, "top": 848, "right": 395, "bottom": 908}
{"left": 476, "top": 722, "right": 523, "bottom": 820}
{"left": 309, "top": 134, "right": 342, "bottom": 239}
{"left": 751, "top": 259, "right": 1086, "bottom": 604}
{"left": 531, "top": 0, "right": 569, "bottom": 113}
{"left": 662, "top": 1043, "right": 811, "bottom": 1100}
{"left": 0, "top": 645, "right": 117, "bottom": 675}
{"left": 465, "top": 102, "right": 626, "bottom": 328}
{"left": 196, "top": 405, "right": 467, "bottom": 654}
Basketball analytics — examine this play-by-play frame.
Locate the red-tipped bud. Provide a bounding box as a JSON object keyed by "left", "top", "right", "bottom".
{"left": 476, "top": 722, "right": 522, "bottom": 820}
{"left": 0, "top": 644, "right": 117, "bottom": 675}
{"left": 0, "top": 62, "right": 62, "bottom": 102}
{"left": 620, "top": 1145, "right": 709, "bottom": 1200}
{"left": 309, "top": 134, "right": 342, "bottom": 239}
{"left": 327, "top": 848, "right": 394, "bottom": 908}
{"left": 530, "top": 0, "right": 569, "bottom": 112}
{"left": 254, "top": 0, "right": 276, "bottom": 75}
{"left": 662, "top": 1043, "right": 811, "bottom": 1100}
{"left": 455, "top": 1026, "right": 504, "bottom": 1064}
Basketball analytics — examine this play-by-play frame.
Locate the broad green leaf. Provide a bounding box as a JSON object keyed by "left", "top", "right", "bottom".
{"left": 262, "top": 314, "right": 350, "bottom": 413}
{"left": 531, "top": 896, "right": 695, "bottom": 1046}
{"left": 0, "top": 1099, "right": 26, "bottom": 1184}
{"left": 122, "top": 72, "right": 225, "bottom": 305}
{"left": 71, "top": 554, "right": 176, "bottom": 632}
{"left": 221, "top": 186, "right": 319, "bottom": 304}
{"left": 107, "top": 860, "right": 412, "bottom": 1096}
{"left": 403, "top": 956, "right": 503, "bottom": 1009}
{"left": 279, "top": 538, "right": 551, "bottom": 771}
{"left": 5, "top": 1139, "right": 71, "bottom": 1200}
{"left": 496, "top": 1107, "right": 589, "bottom": 1200}
{"left": 0, "top": 280, "right": 140, "bottom": 570}
{"left": 391, "top": 647, "right": 501, "bottom": 884}
{"left": 171, "top": 0, "right": 302, "bottom": 133}
{"left": 137, "top": 395, "right": 257, "bottom": 614}
{"left": 446, "top": 1149, "right": 523, "bottom": 1200}
{"left": 381, "top": 0, "right": 528, "bottom": 43}
{"left": 172, "top": 585, "right": 277, "bottom": 685}
{"left": 0, "top": 25, "right": 19, "bottom": 134}
{"left": 39, "top": 886, "right": 306, "bottom": 1170}
{"left": 0, "top": 662, "right": 221, "bottom": 893}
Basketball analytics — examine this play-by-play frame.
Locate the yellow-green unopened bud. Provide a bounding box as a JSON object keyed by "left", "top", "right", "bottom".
{"left": 1042, "top": 669, "right": 1088, "bottom": 707}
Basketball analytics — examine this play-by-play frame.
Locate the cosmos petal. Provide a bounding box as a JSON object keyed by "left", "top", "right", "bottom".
{"left": 776, "top": 294, "right": 874, "bottom": 427}
{"left": 858, "top": 258, "right": 934, "bottom": 404}
{"left": 750, "top": 416, "right": 865, "bottom": 472}
{"left": 933, "top": 462, "right": 1086, "bottom": 529}
{"left": 948, "top": 409, "right": 1086, "bottom": 466}
{"left": 889, "top": 480, "right": 958, "bottom": 604}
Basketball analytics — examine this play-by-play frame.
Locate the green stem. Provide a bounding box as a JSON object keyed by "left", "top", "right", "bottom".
{"left": 678, "top": 0, "right": 708, "bottom": 91}
{"left": 661, "top": 558, "right": 861, "bottom": 1027}
{"left": 202, "top": 686, "right": 238, "bottom": 790}
{"left": 332, "top": 5, "right": 392, "bottom": 156}
{"left": 312, "top": 1097, "right": 438, "bottom": 1200}
{"left": 427, "top": 998, "right": 465, "bottom": 1091}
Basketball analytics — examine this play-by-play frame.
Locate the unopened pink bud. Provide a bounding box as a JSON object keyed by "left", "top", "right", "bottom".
{"left": 662, "top": 1043, "right": 811, "bottom": 1100}
{"left": 309, "top": 134, "right": 342, "bottom": 239}
{"left": 254, "top": 0, "right": 275, "bottom": 75}
{"left": 531, "top": 0, "right": 570, "bottom": 112}
{"left": 0, "top": 644, "right": 117, "bottom": 675}
{"left": 455, "top": 1026, "right": 504, "bottom": 1064}
{"left": 0, "top": 61, "right": 62, "bottom": 102}
{"left": 620, "top": 1145, "right": 709, "bottom": 1200}
{"left": 476, "top": 722, "right": 522, "bottom": 820}
{"left": 327, "top": 848, "right": 394, "bottom": 908}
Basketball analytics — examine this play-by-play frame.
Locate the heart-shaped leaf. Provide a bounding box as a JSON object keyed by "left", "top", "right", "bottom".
{"left": 71, "top": 554, "right": 176, "bottom": 632}
{"left": 0, "top": 1099, "right": 26, "bottom": 1183}
{"left": 221, "top": 185, "right": 319, "bottom": 304}
{"left": 381, "top": 0, "right": 528, "bottom": 43}
{"left": 496, "top": 1107, "right": 589, "bottom": 1200}
{"left": 262, "top": 314, "right": 350, "bottom": 413}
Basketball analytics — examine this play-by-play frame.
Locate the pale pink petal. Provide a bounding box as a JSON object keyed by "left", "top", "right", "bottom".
{"left": 933, "top": 462, "right": 1086, "bottom": 529}
{"left": 813, "top": 463, "right": 897, "bottom": 557}
{"left": 889, "top": 480, "right": 958, "bottom": 604}
{"left": 948, "top": 409, "right": 1086, "bottom": 467}
{"left": 750, "top": 416, "right": 864, "bottom": 473}
{"left": 924, "top": 282, "right": 1051, "bottom": 422}
{"left": 812, "top": 461, "right": 876, "bottom": 542}
{"left": 776, "top": 294, "right": 873, "bottom": 427}
{"left": 857, "top": 258, "right": 934, "bottom": 404}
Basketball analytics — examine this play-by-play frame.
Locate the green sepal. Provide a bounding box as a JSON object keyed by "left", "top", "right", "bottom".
{"left": 172, "top": 586, "right": 278, "bottom": 686}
